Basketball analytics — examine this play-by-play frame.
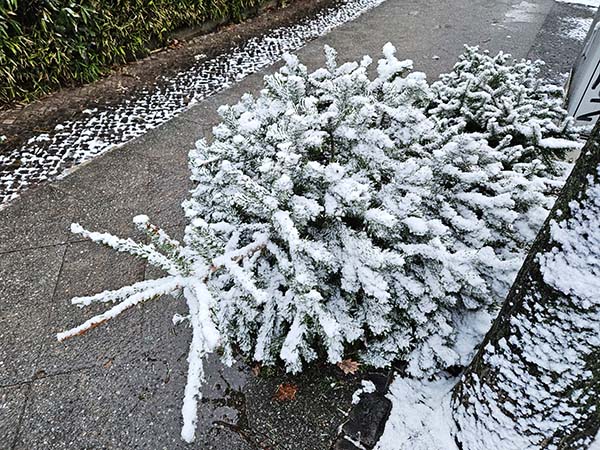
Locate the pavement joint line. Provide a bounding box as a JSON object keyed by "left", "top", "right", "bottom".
{"left": 137, "top": 235, "right": 150, "bottom": 343}
{"left": 31, "top": 364, "right": 97, "bottom": 384}
{"left": 2, "top": 242, "right": 67, "bottom": 448}
{"left": 9, "top": 380, "right": 33, "bottom": 450}
{"left": 0, "top": 240, "right": 76, "bottom": 257}
{"left": 30, "top": 242, "right": 69, "bottom": 381}
{"left": 0, "top": 363, "right": 97, "bottom": 391}
{"left": 3, "top": 364, "right": 95, "bottom": 449}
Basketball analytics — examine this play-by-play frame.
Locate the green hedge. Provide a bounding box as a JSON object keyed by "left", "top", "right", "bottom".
{"left": 0, "top": 0, "right": 268, "bottom": 105}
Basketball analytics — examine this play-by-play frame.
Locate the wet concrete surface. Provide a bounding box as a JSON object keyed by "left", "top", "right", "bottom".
{"left": 527, "top": 1, "right": 596, "bottom": 83}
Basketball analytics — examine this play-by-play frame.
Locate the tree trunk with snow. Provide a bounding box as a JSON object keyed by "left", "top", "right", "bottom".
{"left": 452, "top": 123, "right": 600, "bottom": 450}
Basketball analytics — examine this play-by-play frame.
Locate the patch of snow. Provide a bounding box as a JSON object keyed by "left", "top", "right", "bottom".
{"left": 451, "top": 309, "right": 493, "bottom": 366}
{"left": 561, "top": 16, "right": 594, "bottom": 41}
{"left": 375, "top": 375, "right": 458, "bottom": 450}
{"left": 590, "top": 429, "right": 600, "bottom": 450}
{"left": 540, "top": 136, "right": 585, "bottom": 150}
{"left": 402, "top": 216, "right": 428, "bottom": 235}
{"left": 375, "top": 307, "right": 494, "bottom": 449}
{"left": 556, "top": 0, "right": 600, "bottom": 8}
{"left": 344, "top": 435, "right": 367, "bottom": 450}
{"left": 351, "top": 379, "right": 377, "bottom": 404}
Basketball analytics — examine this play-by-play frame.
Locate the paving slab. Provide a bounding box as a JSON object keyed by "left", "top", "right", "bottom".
{"left": 0, "top": 246, "right": 65, "bottom": 386}
{"left": 13, "top": 355, "right": 253, "bottom": 449}
{"left": 146, "top": 154, "right": 194, "bottom": 241}
{"left": 0, "top": 185, "right": 73, "bottom": 253}
{"left": 0, "top": 383, "right": 30, "bottom": 448}
{"left": 39, "top": 240, "right": 146, "bottom": 376}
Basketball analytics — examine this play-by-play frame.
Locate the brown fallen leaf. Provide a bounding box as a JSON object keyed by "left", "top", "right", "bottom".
{"left": 274, "top": 383, "right": 297, "bottom": 401}
{"left": 337, "top": 358, "right": 361, "bottom": 375}
{"left": 251, "top": 364, "right": 261, "bottom": 377}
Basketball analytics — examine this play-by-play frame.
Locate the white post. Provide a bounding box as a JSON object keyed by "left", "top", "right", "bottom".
{"left": 566, "top": 8, "right": 600, "bottom": 126}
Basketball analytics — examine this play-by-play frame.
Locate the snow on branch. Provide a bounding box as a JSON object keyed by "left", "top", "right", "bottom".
{"left": 71, "top": 223, "right": 182, "bottom": 274}
{"left": 57, "top": 275, "right": 185, "bottom": 341}
{"left": 71, "top": 276, "right": 183, "bottom": 308}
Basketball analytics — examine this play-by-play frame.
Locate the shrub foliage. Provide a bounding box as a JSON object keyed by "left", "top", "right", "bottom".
{"left": 0, "top": 0, "right": 266, "bottom": 104}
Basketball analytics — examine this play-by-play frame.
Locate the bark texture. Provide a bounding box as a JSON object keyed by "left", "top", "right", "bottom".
{"left": 452, "top": 123, "right": 600, "bottom": 450}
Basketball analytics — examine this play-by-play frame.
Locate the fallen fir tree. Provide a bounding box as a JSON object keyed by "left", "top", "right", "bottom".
{"left": 57, "top": 44, "right": 582, "bottom": 442}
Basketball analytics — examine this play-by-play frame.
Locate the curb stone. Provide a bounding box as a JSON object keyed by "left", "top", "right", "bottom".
{"left": 332, "top": 371, "right": 394, "bottom": 450}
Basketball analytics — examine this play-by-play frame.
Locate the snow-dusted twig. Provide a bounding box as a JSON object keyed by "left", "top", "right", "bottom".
{"left": 209, "top": 237, "right": 267, "bottom": 274}
{"left": 180, "top": 284, "right": 220, "bottom": 443}
{"left": 71, "top": 223, "right": 181, "bottom": 274}
{"left": 70, "top": 277, "right": 179, "bottom": 307}
{"left": 57, "top": 275, "right": 185, "bottom": 341}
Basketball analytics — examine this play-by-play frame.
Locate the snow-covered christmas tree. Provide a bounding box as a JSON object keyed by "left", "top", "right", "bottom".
{"left": 428, "top": 46, "right": 580, "bottom": 166}
{"left": 57, "top": 44, "right": 580, "bottom": 442}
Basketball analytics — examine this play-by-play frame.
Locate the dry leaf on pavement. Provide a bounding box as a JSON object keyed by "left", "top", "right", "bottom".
{"left": 274, "top": 383, "right": 298, "bottom": 401}
{"left": 337, "top": 359, "right": 361, "bottom": 375}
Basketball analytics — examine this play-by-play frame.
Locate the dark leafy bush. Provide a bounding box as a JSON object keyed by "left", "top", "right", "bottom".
{"left": 0, "top": 0, "right": 268, "bottom": 105}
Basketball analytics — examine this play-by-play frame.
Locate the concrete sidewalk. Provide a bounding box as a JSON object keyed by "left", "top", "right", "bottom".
{"left": 0, "top": 0, "right": 589, "bottom": 448}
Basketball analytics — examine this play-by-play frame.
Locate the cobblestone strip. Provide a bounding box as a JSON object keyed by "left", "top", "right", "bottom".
{"left": 0, "top": 0, "right": 389, "bottom": 207}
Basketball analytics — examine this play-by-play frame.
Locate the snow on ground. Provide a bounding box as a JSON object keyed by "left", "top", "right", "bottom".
{"left": 555, "top": 0, "right": 600, "bottom": 8}
{"left": 449, "top": 310, "right": 493, "bottom": 367}
{"left": 591, "top": 430, "right": 600, "bottom": 450}
{"left": 0, "top": 0, "right": 391, "bottom": 208}
{"left": 562, "top": 16, "right": 594, "bottom": 40}
{"left": 374, "top": 375, "right": 458, "bottom": 450}
{"left": 375, "top": 309, "right": 493, "bottom": 450}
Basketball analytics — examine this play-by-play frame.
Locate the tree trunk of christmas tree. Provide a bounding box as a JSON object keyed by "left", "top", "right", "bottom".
{"left": 452, "top": 122, "right": 600, "bottom": 450}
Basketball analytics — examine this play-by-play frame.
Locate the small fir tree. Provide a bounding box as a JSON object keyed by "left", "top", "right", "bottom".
{"left": 57, "top": 44, "right": 581, "bottom": 441}
{"left": 428, "top": 46, "right": 581, "bottom": 167}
